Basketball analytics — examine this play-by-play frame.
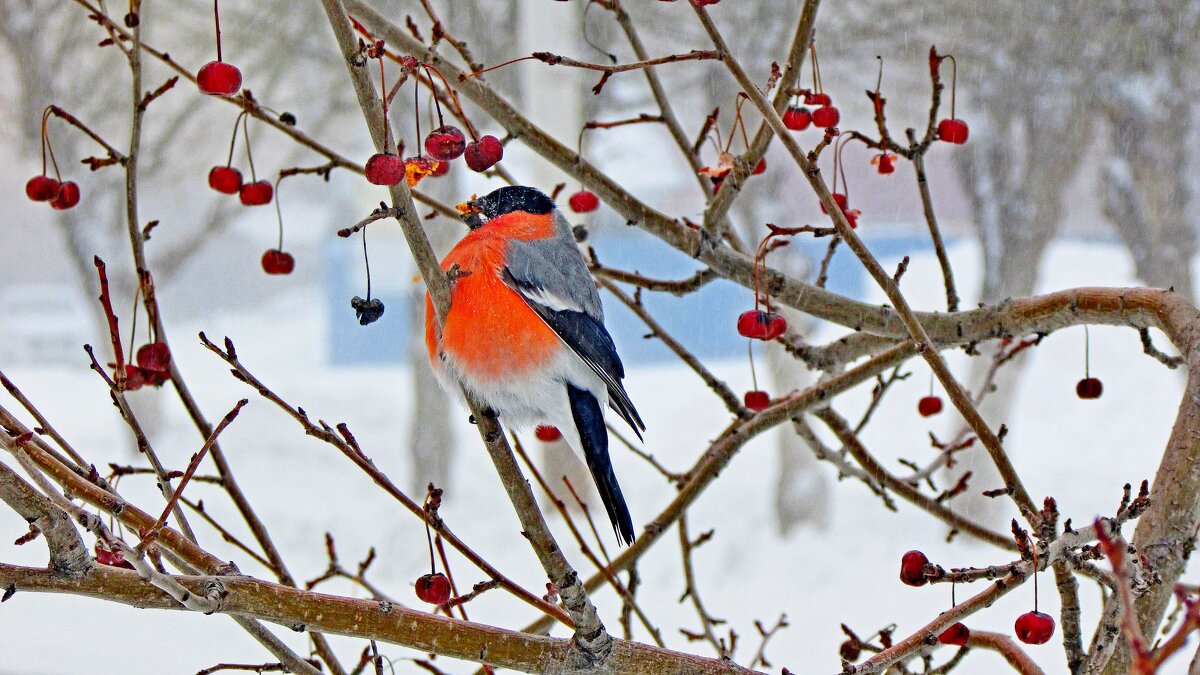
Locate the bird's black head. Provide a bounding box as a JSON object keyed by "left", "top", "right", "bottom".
{"left": 457, "top": 186, "right": 555, "bottom": 230}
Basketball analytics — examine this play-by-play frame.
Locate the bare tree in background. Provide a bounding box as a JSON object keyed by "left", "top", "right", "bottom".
{"left": 1099, "top": 1, "right": 1200, "bottom": 300}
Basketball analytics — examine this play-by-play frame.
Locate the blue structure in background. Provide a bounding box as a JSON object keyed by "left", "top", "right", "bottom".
{"left": 326, "top": 227, "right": 942, "bottom": 366}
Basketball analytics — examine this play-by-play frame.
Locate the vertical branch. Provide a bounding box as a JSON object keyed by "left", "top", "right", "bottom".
{"left": 318, "top": 2, "right": 610, "bottom": 665}
{"left": 907, "top": 129, "right": 958, "bottom": 312}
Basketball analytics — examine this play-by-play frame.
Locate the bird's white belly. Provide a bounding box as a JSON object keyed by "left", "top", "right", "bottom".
{"left": 434, "top": 347, "right": 607, "bottom": 454}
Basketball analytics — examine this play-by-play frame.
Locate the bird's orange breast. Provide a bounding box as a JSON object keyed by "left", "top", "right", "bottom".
{"left": 425, "top": 213, "right": 561, "bottom": 381}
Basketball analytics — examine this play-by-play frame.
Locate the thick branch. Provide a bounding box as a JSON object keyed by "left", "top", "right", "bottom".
{"left": 0, "top": 564, "right": 761, "bottom": 675}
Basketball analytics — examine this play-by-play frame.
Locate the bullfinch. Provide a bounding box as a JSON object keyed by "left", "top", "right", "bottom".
{"left": 425, "top": 185, "right": 645, "bottom": 545}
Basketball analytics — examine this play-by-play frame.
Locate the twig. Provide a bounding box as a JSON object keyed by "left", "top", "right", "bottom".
{"left": 601, "top": 278, "right": 745, "bottom": 417}
{"left": 590, "top": 257, "right": 718, "bottom": 297}
{"left": 139, "top": 400, "right": 248, "bottom": 551}
{"left": 815, "top": 408, "right": 1012, "bottom": 548}
{"left": 908, "top": 129, "right": 958, "bottom": 312}
{"left": 965, "top": 630, "right": 1046, "bottom": 675}
{"left": 749, "top": 614, "right": 789, "bottom": 669}
{"left": 0, "top": 371, "right": 89, "bottom": 470}
{"left": 1139, "top": 328, "right": 1184, "bottom": 369}
{"left": 678, "top": 516, "right": 728, "bottom": 658}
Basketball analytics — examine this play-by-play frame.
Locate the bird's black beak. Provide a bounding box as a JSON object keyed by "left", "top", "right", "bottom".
{"left": 456, "top": 198, "right": 485, "bottom": 230}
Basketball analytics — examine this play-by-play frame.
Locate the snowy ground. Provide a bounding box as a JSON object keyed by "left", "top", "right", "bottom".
{"left": 1, "top": 237, "right": 1196, "bottom": 674}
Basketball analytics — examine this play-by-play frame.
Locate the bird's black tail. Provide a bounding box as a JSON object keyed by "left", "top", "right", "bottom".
{"left": 568, "top": 384, "right": 635, "bottom": 545}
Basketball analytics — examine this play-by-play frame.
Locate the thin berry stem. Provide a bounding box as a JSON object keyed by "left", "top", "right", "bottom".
{"left": 835, "top": 132, "right": 851, "bottom": 200}
{"left": 747, "top": 340, "right": 758, "bottom": 391}
{"left": 241, "top": 114, "right": 258, "bottom": 181}
{"left": 213, "top": 0, "right": 223, "bottom": 63}
{"left": 422, "top": 65, "right": 446, "bottom": 129}
{"left": 362, "top": 226, "right": 372, "bottom": 301}
{"left": 811, "top": 43, "right": 823, "bottom": 94}
{"left": 929, "top": 371, "right": 934, "bottom": 397}
{"left": 875, "top": 55, "right": 884, "bottom": 94}
{"left": 413, "top": 75, "right": 421, "bottom": 157}
{"left": 225, "top": 110, "right": 247, "bottom": 168}
{"left": 1084, "top": 325, "right": 1091, "bottom": 379}
{"left": 273, "top": 177, "right": 285, "bottom": 250}
{"left": 41, "top": 107, "right": 61, "bottom": 180}
{"left": 946, "top": 54, "right": 958, "bottom": 119}
{"left": 810, "top": 44, "right": 818, "bottom": 95}
{"left": 1032, "top": 543, "right": 1039, "bottom": 613}
{"left": 378, "top": 52, "right": 392, "bottom": 152}
{"left": 460, "top": 55, "right": 539, "bottom": 80}
{"left": 127, "top": 284, "right": 141, "bottom": 361}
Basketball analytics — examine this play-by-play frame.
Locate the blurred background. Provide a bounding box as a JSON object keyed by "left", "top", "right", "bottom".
{"left": 1, "top": 1, "right": 1198, "bottom": 673}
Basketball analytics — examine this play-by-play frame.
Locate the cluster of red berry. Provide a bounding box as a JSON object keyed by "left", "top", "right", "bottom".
{"left": 25, "top": 107, "right": 81, "bottom": 211}
{"left": 25, "top": 174, "right": 80, "bottom": 211}
{"left": 207, "top": 112, "right": 273, "bottom": 206}
{"left": 897, "top": 550, "right": 1056, "bottom": 651}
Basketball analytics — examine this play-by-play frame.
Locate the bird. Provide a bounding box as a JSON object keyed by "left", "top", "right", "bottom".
{"left": 424, "top": 185, "right": 644, "bottom": 545}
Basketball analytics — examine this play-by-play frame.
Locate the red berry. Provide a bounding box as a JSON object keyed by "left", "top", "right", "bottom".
{"left": 737, "top": 310, "right": 787, "bottom": 341}
{"left": 568, "top": 190, "right": 599, "bottom": 213}
{"left": 1076, "top": 377, "right": 1103, "bottom": 399}
{"left": 136, "top": 342, "right": 171, "bottom": 373}
{"left": 937, "top": 118, "right": 969, "bottom": 144}
{"left": 744, "top": 390, "right": 770, "bottom": 411}
{"left": 535, "top": 425, "right": 562, "bottom": 442}
{"left": 365, "top": 153, "right": 405, "bottom": 186}
{"left": 899, "top": 550, "right": 929, "bottom": 586}
{"left": 464, "top": 135, "right": 504, "bottom": 172}
{"left": 239, "top": 180, "right": 273, "bottom": 206}
{"left": 25, "top": 175, "right": 61, "bottom": 202}
{"left": 424, "top": 125, "right": 467, "bottom": 161}
{"left": 938, "top": 622, "right": 970, "bottom": 646}
{"left": 208, "top": 166, "right": 243, "bottom": 194}
{"left": 430, "top": 159, "right": 450, "bottom": 177}
{"left": 752, "top": 158, "right": 767, "bottom": 175}
{"left": 782, "top": 106, "right": 812, "bottom": 131}
{"left": 875, "top": 153, "right": 896, "bottom": 175}
{"left": 261, "top": 249, "right": 295, "bottom": 275}
{"left": 197, "top": 61, "right": 242, "bottom": 96}
{"left": 122, "top": 364, "right": 147, "bottom": 391}
{"left": 1014, "top": 611, "right": 1055, "bottom": 645}
{"left": 690, "top": 0, "right": 720, "bottom": 5}
{"left": 839, "top": 640, "right": 861, "bottom": 662}
{"left": 812, "top": 105, "right": 840, "bottom": 128}
{"left": 415, "top": 572, "right": 452, "bottom": 605}
{"left": 806, "top": 92, "right": 832, "bottom": 106}
{"left": 918, "top": 395, "right": 943, "bottom": 417}
{"left": 49, "top": 181, "right": 80, "bottom": 210}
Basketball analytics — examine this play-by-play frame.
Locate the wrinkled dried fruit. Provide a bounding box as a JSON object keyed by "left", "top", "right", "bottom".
{"left": 351, "top": 296, "right": 385, "bottom": 325}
